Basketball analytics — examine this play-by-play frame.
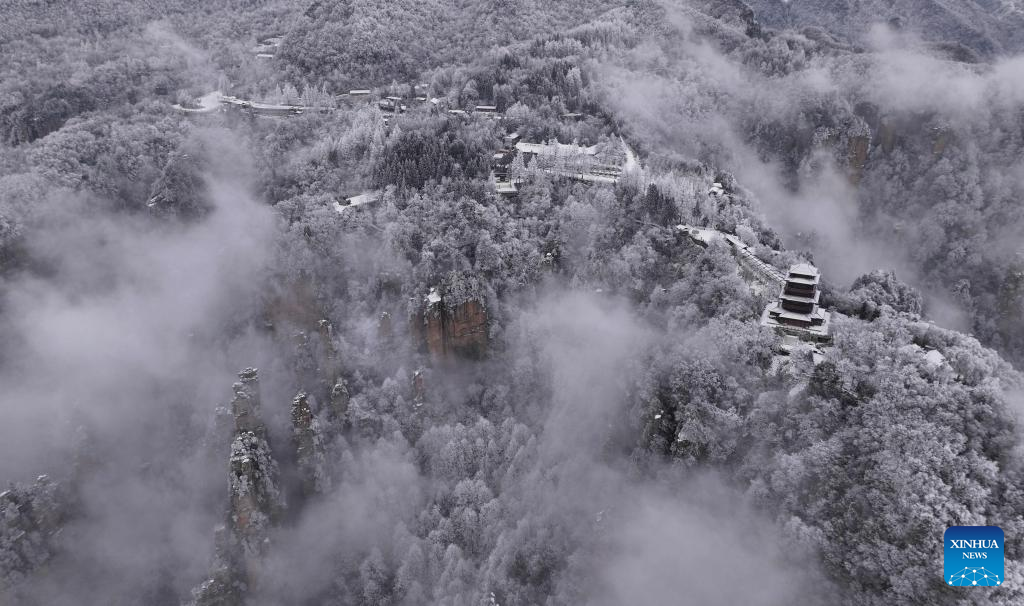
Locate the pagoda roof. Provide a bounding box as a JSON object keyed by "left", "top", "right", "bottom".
{"left": 788, "top": 262, "right": 820, "bottom": 279}
{"left": 790, "top": 262, "right": 818, "bottom": 275}
{"left": 781, "top": 289, "right": 820, "bottom": 302}
{"left": 761, "top": 305, "right": 832, "bottom": 337}
{"left": 786, "top": 274, "right": 819, "bottom": 286}
{"left": 776, "top": 310, "right": 818, "bottom": 322}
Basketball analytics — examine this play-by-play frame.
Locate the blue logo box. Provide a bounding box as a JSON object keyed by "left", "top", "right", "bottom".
{"left": 944, "top": 526, "right": 1004, "bottom": 586}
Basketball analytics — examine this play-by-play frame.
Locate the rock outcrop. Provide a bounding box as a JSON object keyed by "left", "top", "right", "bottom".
{"left": 228, "top": 431, "right": 282, "bottom": 558}
{"left": 189, "top": 526, "right": 243, "bottom": 606}
{"left": 847, "top": 134, "right": 869, "bottom": 184}
{"left": 0, "top": 475, "right": 65, "bottom": 591}
{"left": 317, "top": 319, "right": 341, "bottom": 390}
{"left": 413, "top": 290, "right": 489, "bottom": 360}
{"left": 231, "top": 367, "right": 264, "bottom": 435}
{"left": 190, "top": 368, "right": 284, "bottom": 606}
{"left": 290, "top": 392, "right": 329, "bottom": 497}
{"left": 329, "top": 380, "right": 350, "bottom": 422}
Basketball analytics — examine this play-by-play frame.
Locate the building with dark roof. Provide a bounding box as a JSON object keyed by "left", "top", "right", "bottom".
{"left": 760, "top": 263, "right": 831, "bottom": 342}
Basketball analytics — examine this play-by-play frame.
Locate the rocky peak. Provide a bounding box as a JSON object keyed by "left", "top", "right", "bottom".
{"left": 329, "top": 380, "right": 350, "bottom": 422}
{"left": 291, "top": 392, "right": 329, "bottom": 497}
{"left": 231, "top": 367, "right": 263, "bottom": 434}
{"left": 228, "top": 432, "right": 283, "bottom": 547}
{"left": 191, "top": 368, "right": 283, "bottom": 604}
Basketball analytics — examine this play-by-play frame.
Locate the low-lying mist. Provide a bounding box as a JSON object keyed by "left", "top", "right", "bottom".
{"left": 596, "top": 5, "right": 1024, "bottom": 338}
{"left": 0, "top": 129, "right": 286, "bottom": 602}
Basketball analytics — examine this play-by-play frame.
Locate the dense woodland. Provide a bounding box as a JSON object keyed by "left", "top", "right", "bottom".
{"left": 2, "top": 1, "right": 1024, "bottom": 605}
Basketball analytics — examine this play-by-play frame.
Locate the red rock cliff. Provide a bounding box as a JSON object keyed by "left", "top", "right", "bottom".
{"left": 413, "top": 294, "right": 489, "bottom": 360}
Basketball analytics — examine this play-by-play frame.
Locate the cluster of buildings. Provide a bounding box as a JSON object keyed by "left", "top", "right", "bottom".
{"left": 491, "top": 135, "right": 629, "bottom": 195}
{"left": 363, "top": 87, "right": 509, "bottom": 125}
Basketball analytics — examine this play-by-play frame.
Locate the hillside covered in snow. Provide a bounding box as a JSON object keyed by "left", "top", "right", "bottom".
{"left": 2, "top": 1, "right": 1024, "bottom": 605}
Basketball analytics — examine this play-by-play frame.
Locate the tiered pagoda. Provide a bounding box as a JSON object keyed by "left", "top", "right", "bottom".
{"left": 760, "top": 263, "right": 831, "bottom": 342}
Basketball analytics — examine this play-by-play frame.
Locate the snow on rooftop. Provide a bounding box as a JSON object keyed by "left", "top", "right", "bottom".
{"left": 775, "top": 308, "right": 827, "bottom": 322}
{"left": 172, "top": 91, "right": 223, "bottom": 113}
{"left": 676, "top": 224, "right": 722, "bottom": 245}
{"left": 248, "top": 101, "right": 302, "bottom": 112}
{"left": 333, "top": 191, "right": 381, "bottom": 213}
{"left": 346, "top": 191, "right": 381, "bottom": 206}
{"left": 253, "top": 37, "right": 283, "bottom": 53}
{"left": 789, "top": 263, "right": 819, "bottom": 277}
{"left": 515, "top": 140, "right": 598, "bottom": 156}
{"left": 562, "top": 172, "right": 617, "bottom": 184}
{"left": 899, "top": 344, "right": 946, "bottom": 369}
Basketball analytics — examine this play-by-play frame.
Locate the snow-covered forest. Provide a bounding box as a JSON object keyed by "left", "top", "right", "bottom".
{"left": 2, "top": 1, "right": 1024, "bottom": 604}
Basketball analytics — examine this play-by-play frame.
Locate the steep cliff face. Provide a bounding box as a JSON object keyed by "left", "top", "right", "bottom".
{"left": 231, "top": 367, "right": 263, "bottom": 435}
{"left": 191, "top": 368, "right": 284, "bottom": 606}
{"left": 228, "top": 432, "right": 282, "bottom": 555}
{"left": 290, "top": 392, "right": 329, "bottom": 497}
{"left": 329, "top": 380, "right": 350, "bottom": 423}
{"left": 317, "top": 319, "right": 341, "bottom": 393}
{"left": 847, "top": 135, "right": 870, "bottom": 184}
{"left": 447, "top": 299, "right": 489, "bottom": 358}
{"left": 414, "top": 292, "right": 489, "bottom": 360}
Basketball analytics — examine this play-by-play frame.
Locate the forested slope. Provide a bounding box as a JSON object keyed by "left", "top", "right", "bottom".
{"left": 1, "top": 1, "right": 1023, "bottom": 605}
{"left": 744, "top": 0, "right": 1024, "bottom": 56}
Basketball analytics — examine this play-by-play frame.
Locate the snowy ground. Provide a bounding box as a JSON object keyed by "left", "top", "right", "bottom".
{"left": 171, "top": 91, "right": 223, "bottom": 113}
{"left": 677, "top": 224, "right": 786, "bottom": 289}
{"left": 333, "top": 191, "right": 382, "bottom": 212}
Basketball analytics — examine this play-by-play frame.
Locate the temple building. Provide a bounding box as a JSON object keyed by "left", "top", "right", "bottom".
{"left": 760, "top": 263, "right": 831, "bottom": 342}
